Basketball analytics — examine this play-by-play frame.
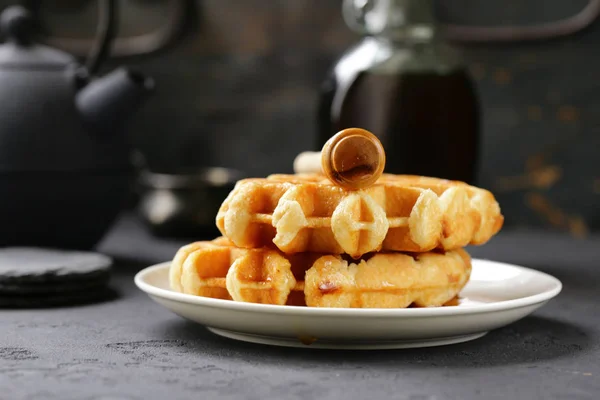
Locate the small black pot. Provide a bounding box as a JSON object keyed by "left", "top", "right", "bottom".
{"left": 137, "top": 167, "right": 244, "bottom": 239}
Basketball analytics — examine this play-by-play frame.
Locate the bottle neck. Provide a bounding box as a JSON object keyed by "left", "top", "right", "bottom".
{"left": 343, "top": 0, "right": 438, "bottom": 44}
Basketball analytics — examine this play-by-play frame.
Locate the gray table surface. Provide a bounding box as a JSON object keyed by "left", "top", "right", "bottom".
{"left": 1, "top": 214, "right": 599, "bottom": 400}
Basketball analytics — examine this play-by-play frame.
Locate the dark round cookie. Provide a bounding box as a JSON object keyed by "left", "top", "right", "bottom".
{"left": 0, "top": 274, "right": 110, "bottom": 294}
{"left": 0, "top": 287, "right": 116, "bottom": 308}
{"left": 0, "top": 247, "right": 112, "bottom": 284}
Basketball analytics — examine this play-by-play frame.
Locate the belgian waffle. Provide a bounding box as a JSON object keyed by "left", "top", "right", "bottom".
{"left": 169, "top": 238, "right": 472, "bottom": 308}
{"left": 216, "top": 173, "right": 503, "bottom": 258}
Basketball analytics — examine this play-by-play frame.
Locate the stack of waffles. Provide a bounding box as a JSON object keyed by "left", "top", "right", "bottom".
{"left": 169, "top": 172, "right": 503, "bottom": 308}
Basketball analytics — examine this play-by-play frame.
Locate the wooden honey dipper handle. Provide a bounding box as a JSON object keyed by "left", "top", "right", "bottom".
{"left": 293, "top": 128, "right": 386, "bottom": 190}
{"left": 293, "top": 151, "right": 323, "bottom": 174}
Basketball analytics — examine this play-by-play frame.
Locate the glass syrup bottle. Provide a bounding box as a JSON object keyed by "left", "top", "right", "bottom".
{"left": 317, "top": 0, "right": 480, "bottom": 183}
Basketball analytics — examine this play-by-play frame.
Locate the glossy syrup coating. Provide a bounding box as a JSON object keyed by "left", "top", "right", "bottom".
{"left": 321, "top": 128, "right": 386, "bottom": 190}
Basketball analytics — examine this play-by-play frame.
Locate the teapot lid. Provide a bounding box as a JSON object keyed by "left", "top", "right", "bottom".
{"left": 0, "top": 6, "right": 75, "bottom": 69}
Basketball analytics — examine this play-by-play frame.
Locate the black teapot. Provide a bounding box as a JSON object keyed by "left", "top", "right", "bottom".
{"left": 0, "top": 5, "right": 154, "bottom": 250}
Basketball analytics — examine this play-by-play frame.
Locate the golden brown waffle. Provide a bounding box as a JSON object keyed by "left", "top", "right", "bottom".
{"left": 216, "top": 173, "right": 503, "bottom": 258}
{"left": 169, "top": 237, "right": 472, "bottom": 308}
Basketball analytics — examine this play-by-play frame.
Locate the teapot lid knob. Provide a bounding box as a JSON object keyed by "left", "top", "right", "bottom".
{"left": 1, "top": 6, "right": 34, "bottom": 45}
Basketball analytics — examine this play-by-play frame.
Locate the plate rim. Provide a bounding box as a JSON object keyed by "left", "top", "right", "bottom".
{"left": 206, "top": 328, "right": 489, "bottom": 349}
{"left": 134, "top": 258, "right": 562, "bottom": 318}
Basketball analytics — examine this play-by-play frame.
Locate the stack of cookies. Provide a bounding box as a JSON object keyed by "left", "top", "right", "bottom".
{"left": 0, "top": 247, "right": 113, "bottom": 308}
{"left": 169, "top": 128, "right": 503, "bottom": 308}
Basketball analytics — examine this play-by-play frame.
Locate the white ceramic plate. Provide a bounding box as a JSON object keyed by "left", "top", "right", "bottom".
{"left": 134, "top": 259, "right": 562, "bottom": 350}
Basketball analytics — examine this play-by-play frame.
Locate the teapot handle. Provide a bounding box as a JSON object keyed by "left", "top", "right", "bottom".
{"left": 443, "top": 0, "right": 600, "bottom": 43}
{"left": 343, "top": 0, "right": 600, "bottom": 43}
{"left": 85, "top": 0, "right": 117, "bottom": 75}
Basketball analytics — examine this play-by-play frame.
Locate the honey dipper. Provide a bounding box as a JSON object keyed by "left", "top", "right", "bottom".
{"left": 294, "top": 128, "right": 386, "bottom": 190}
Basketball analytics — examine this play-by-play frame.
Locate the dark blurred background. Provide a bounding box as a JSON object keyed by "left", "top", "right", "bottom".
{"left": 1, "top": 0, "right": 598, "bottom": 239}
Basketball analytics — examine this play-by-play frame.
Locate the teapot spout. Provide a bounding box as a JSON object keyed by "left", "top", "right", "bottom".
{"left": 76, "top": 68, "right": 154, "bottom": 133}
